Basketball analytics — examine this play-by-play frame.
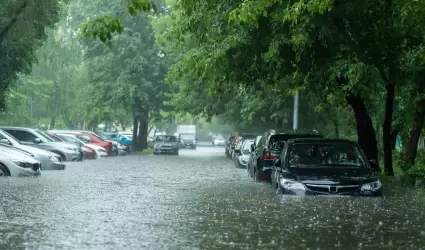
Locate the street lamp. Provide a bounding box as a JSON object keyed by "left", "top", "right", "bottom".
{"left": 293, "top": 90, "right": 299, "bottom": 131}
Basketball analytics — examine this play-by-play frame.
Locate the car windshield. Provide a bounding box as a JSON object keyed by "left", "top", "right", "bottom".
{"left": 156, "top": 135, "right": 177, "bottom": 142}
{"left": 1, "top": 130, "right": 19, "bottom": 144}
{"left": 59, "top": 135, "right": 84, "bottom": 145}
{"left": 269, "top": 134, "right": 322, "bottom": 152}
{"left": 85, "top": 132, "right": 105, "bottom": 141}
{"left": 180, "top": 134, "right": 195, "bottom": 140}
{"left": 242, "top": 140, "right": 254, "bottom": 152}
{"left": 35, "top": 130, "right": 56, "bottom": 142}
{"left": 121, "top": 133, "right": 132, "bottom": 139}
{"left": 48, "top": 134, "right": 62, "bottom": 142}
{"left": 288, "top": 142, "right": 366, "bottom": 168}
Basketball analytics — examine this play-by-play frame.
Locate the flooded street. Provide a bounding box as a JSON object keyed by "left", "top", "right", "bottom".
{"left": 1, "top": 146, "right": 425, "bottom": 249}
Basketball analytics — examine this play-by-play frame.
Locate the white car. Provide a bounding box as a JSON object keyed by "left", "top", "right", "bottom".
{"left": 0, "top": 145, "right": 41, "bottom": 177}
{"left": 213, "top": 137, "right": 225, "bottom": 146}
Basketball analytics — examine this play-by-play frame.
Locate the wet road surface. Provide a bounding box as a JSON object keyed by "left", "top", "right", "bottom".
{"left": 1, "top": 146, "right": 425, "bottom": 249}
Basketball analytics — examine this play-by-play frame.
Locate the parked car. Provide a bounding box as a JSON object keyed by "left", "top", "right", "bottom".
{"left": 225, "top": 135, "right": 235, "bottom": 157}
{"left": 230, "top": 133, "right": 256, "bottom": 159}
{"left": 98, "top": 133, "right": 126, "bottom": 155}
{"left": 249, "top": 130, "right": 323, "bottom": 181}
{"left": 103, "top": 132, "right": 132, "bottom": 152}
{"left": 0, "top": 144, "right": 41, "bottom": 177}
{"left": 0, "top": 127, "right": 83, "bottom": 162}
{"left": 271, "top": 138, "right": 382, "bottom": 197}
{"left": 50, "top": 133, "right": 107, "bottom": 159}
{"left": 154, "top": 135, "right": 179, "bottom": 155}
{"left": 233, "top": 139, "right": 255, "bottom": 169}
{"left": 48, "top": 130, "right": 115, "bottom": 156}
{"left": 0, "top": 129, "right": 65, "bottom": 170}
{"left": 247, "top": 135, "right": 262, "bottom": 174}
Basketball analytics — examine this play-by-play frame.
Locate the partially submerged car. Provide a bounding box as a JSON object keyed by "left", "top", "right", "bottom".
{"left": 154, "top": 135, "right": 179, "bottom": 155}
{"left": 271, "top": 138, "right": 382, "bottom": 197}
{"left": 51, "top": 133, "right": 108, "bottom": 159}
{"left": 0, "top": 144, "right": 41, "bottom": 177}
{"left": 0, "top": 127, "right": 83, "bottom": 162}
{"left": 233, "top": 139, "right": 255, "bottom": 168}
{"left": 0, "top": 129, "right": 65, "bottom": 170}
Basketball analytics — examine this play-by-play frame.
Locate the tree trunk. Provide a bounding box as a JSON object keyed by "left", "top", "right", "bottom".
{"left": 346, "top": 93, "right": 379, "bottom": 170}
{"left": 382, "top": 83, "right": 396, "bottom": 176}
{"left": 137, "top": 118, "right": 145, "bottom": 150}
{"left": 132, "top": 116, "right": 139, "bottom": 151}
{"left": 403, "top": 100, "right": 425, "bottom": 169}
{"left": 143, "top": 118, "right": 148, "bottom": 149}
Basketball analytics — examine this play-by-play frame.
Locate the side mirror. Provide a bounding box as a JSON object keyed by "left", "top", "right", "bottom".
{"left": 0, "top": 139, "right": 10, "bottom": 145}
{"left": 234, "top": 149, "right": 241, "bottom": 154}
{"left": 274, "top": 158, "right": 281, "bottom": 167}
{"left": 34, "top": 138, "right": 42, "bottom": 144}
{"left": 250, "top": 144, "right": 255, "bottom": 152}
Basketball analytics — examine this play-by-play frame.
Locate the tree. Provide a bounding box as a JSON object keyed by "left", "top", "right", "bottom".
{"left": 0, "top": 0, "right": 68, "bottom": 110}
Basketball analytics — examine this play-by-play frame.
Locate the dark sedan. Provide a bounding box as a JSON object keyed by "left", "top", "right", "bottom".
{"left": 271, "top": 138, "right": 382, "bottom": 197}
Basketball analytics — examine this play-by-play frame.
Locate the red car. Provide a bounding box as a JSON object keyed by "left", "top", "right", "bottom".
{"left": 49, "top": 133, "right": 97, "bottom": 159}
{"left": 71, "top": 132, "right": 113, "bottom": 154}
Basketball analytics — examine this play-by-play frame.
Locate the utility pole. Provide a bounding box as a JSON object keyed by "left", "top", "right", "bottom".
{"left": 293, "top": 90, "right": 299, "bottom": 131}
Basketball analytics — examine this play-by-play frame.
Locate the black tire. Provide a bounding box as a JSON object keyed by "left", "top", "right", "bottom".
{"left": 153, "top": 152, "right": 157, "bottom": 155}
{"left": 0, "top": 164, "right": 10, "bottom": 176}
{"left": 53, "top": 151, "right": 66, "bottom": 161}
{"left": 175, "top": 151, "right": 179, "bottom": 156}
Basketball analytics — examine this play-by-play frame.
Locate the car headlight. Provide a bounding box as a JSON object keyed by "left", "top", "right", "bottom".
{"left": 11, "top": 160, "right": 33, "bottom": 168}
{"left": 48, "top": 155, "right": 61, "bottom": 162}
{"left": 279, "top": 178, "right": 306, "bottom": 190}
{"left": 360, "top": 180, "right": 382, "bottom": 192}
{"left": 154, "top": 144, "right": 161, "bottom": 148}
{"left": 65, "top": 147, "right": 77, "bottom": 152}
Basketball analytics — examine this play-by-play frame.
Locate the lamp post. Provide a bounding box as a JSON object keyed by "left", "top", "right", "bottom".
{"left": 293, "top": 90, "right": 299, "bottom": 131}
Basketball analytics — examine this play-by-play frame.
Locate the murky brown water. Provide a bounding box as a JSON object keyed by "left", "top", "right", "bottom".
{"left": 0, "top": 146, "right": 424, "bottom": 249}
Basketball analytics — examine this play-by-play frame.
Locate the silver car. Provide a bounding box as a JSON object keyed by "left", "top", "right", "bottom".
{"left": 0, "top": 129, "right": 65, "bottom": 170}
{"left": 0, "top": 127, "right": 83, "bottom": 162}
{"left": 0, "top": 144, "right": 41, "bottom": 177}
{"left": 153, "top": 135, "right": 179, "bottom": 155}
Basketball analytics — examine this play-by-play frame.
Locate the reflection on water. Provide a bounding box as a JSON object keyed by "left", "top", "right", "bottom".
{"left": 0, "top": 148, "right": 424, "bottom": 249}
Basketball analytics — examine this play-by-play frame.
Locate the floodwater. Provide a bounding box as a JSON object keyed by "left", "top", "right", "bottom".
{"left": 0, "top": 146, "right": 425, "bottom": 249}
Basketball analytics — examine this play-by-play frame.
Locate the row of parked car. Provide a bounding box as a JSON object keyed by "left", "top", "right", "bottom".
{"left": 0, "top": 127, "right": 134, "bottom": 177}
{"left": 225, "top": 130, "right": 383, "bottom": 196}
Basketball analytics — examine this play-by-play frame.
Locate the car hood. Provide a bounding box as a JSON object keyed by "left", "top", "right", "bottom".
{"left": 289, "top": 166, "right": 376, "bottom": 185}
{"left": 16, "top": 144, "right": 58, "bottom": 157}
{"left": 0, "top": 146, "right": 39, "bottom": 163}
{"left": 85, "top": 144, "right": 106, "bottom": 151}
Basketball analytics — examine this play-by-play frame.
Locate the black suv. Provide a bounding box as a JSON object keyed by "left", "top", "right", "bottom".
{"left": 249, "top": 130, "right": 322, "bottom": 181}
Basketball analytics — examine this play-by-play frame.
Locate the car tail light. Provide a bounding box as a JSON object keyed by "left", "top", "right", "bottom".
{"left": 262, "top": 151, "right": 277, "bottom": 159}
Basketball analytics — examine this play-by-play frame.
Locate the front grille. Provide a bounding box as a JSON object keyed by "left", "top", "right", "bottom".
{"left": 305, "top": 184, "right": 359, "bottom": 194}
{"left": 32, "top": 163, "right": 41, "bottom": 171}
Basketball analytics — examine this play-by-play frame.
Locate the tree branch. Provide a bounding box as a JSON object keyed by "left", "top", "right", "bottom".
{"left": 0, "top": 1, "right": 29, "bottom": 44}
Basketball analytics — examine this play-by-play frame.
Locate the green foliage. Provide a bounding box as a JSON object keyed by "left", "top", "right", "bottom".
{"left": 80, "top": 0, "right": 159, "bottom": 43}
{"left": 0, "top": 0, "right": 68, "bottom": 110}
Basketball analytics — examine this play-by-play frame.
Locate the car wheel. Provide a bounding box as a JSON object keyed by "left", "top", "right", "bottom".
{"left": 0, "top": 164, "right": 10, "bottom": 176}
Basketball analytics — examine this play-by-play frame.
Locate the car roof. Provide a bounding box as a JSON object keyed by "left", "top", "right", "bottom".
{"left": 286, "top": 138, "right": 356, "bottom": 145}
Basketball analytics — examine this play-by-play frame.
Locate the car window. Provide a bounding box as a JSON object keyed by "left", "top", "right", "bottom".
{"left": 288, "top": 142, "right": 366, "bottom": 168}
{"left": 35, "top": 130, "right": 56, "bottom": 142}
{"left": 16, "top": 131, "right": 39, "bottom": 142}
{"left": 77, "top": 135, "right": 91, "bottom": 143}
